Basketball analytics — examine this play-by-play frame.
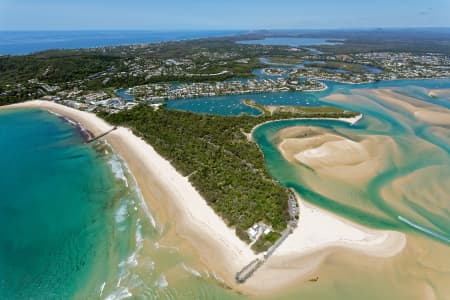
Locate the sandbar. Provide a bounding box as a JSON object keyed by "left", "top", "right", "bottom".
{"left": 1, "top": 100, "right": 406, "bottom": 295}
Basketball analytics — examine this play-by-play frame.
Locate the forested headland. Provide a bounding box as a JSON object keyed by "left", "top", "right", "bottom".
{"left": 101, "top": 104, "right": 358, "bottom": 250}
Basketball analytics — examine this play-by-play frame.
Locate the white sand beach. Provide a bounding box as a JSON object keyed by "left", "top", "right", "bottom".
{"left": 244, "top": 192, "right": 406, "bottom": 294}
{"left": 2, "top": 100, "right": 406, "bottom": 295}
{"left": 282, "top": 193, "right": 405, "bottom": 258}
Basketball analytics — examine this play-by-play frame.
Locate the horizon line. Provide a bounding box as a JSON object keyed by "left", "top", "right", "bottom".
{"left": 1, "top": 26, "right": 450, "bottom": 32}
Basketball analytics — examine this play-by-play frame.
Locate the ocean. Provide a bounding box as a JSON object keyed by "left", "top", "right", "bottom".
{"left": 0, "top": 108, "right": 247, "bottom": 299}
{"left": 0, "top": 30, "right": 242, "bottom": 55}
{"left": 1, "top": 80, "right": 450, "bottom": 299}
{"left": 0, "top": 108, "right": 153, "bottom": 298}
{"left": 1, "top": 30, "right": 450, "bottom": 299}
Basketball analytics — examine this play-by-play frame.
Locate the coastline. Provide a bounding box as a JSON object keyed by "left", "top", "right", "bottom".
{"left": 244, "top": 192, "right": 406, "bottom": 294}
{"left": 1, "top": 100, "right": 405, "bottom": 295}
{"left": 248, "top": 114, "right": 363, "bottom": 142}
{"left": 1, "top": 100, "right": 257, "bottom": 288}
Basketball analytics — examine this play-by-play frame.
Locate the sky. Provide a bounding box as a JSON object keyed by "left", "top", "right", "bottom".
{"left": 0, "top": 0, "right": 449, "bottom": 30}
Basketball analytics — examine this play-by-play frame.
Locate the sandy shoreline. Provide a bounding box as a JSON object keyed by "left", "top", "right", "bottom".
{"left": 245, "top": 192, "right": 406, "bottom": 294}
{"left": 2, "top": 100, "right": 405, "bottom": 295}
{"left": 248, "top": 114, "right": 363, "bottom": 142}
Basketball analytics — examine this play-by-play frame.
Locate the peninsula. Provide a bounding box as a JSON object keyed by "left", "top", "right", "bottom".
{"left": 2, "top": 100, "right": 406, "bottom": 294}
{"left": 2, "top": 29, "right": 449, "bottom": 297}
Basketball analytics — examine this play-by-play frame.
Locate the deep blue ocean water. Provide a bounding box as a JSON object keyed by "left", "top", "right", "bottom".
{"left": 0, "top": 30, "right": 242, "bottom": 55}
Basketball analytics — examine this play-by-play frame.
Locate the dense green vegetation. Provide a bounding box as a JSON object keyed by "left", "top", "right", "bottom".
{"left": 102, "top": 105, "right": 290, "bottom": 234}
{"left": 244, "top": 99, "right": 359, "bottom": 117}
{"left": 251, "top": 232, "right": 281, "bottom": 253}
{"left": 263, "top": 56, "right": 306, "bottom": 65}
{"left": 2, "top": 29, "right": 449, "bottom": 106}
{"left": 0, "top": 39, "right": 268, "bottom": 105}
{"left": 101, "top": 104, "right": 358, "bottom": 244}
{"left": 0, "top": 53, "right": 120, "bottom": 105}
{"left": 306, "top": 61, "right": 367, "bottom": 74}
{"left": 0, "top": 54, "right": 118, "bottom": 84}
{"left": 236, "top": 29, "right": 450, "bottom": 55}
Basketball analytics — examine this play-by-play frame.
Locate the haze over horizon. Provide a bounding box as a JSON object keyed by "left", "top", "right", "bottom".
{"left": 1, "top": 0, "right": 450, "bottom": 31}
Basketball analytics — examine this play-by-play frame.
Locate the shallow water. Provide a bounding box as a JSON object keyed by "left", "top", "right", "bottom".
{"left": 1, "top": 78, "right": 450, "bottom": 299}
{"left": 0, "top": 109, "right": 128, "bottom": 298}
{"left": 0, "top": 108, "right": 246, "bottom": 299}
{"left": 168, "top": 78, "right": 450, "bottom": 299}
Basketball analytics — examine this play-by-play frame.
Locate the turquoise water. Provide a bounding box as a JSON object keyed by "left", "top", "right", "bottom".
{"left": 1, "top": 77, "right": 449, "bottom": 299}
{"left": 116, "top": 88, "right": 136, "bottom": 101}
{"left": 168, "top": 77, "right": 450, "bottom": 298}
{"left": 0, "top": 109, "right": 154, "bottom": 299}
{"left": 0, "top": 108, "right": 248, "bottom": 300}
{"left": 167, "top": 78, "right": 450, "bottom": 115}
{"left": 167, "top": 92, "right": 322, "bottom": 115}
{"left": 168, "top": 78, "right": 450, "bottom": 245}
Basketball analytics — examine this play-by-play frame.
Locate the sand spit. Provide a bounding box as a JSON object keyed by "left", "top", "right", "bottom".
{"left": 244, "top": 192, "right": 406, "bottom": 294}
{"left": 2, "top": 100, "right": 406, "bottom": 295}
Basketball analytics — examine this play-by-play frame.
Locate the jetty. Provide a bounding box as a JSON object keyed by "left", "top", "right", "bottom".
{"left": 235, "top": 258, "right": 264, "bottom": 283}
{"left": 85, "top": 126, "right": 117, "bottom": 143}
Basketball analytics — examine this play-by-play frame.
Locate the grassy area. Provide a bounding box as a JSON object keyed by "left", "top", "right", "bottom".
{"left": 243, "top": 99, "right": 358, "bottom": 117}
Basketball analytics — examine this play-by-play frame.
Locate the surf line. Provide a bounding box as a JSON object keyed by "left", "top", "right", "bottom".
{"left": 398, "top": 216, "right": 450, "bottom": 243}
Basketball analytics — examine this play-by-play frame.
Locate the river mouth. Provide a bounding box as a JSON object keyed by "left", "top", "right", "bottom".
{"left": 2, "top": 78, "right": 450, "bottom": 299}
{"left": 162, "top": 78, "right": 450, "bottom": 298}
{"left": 246, "top": 82, "right": 450, "bottom": 298}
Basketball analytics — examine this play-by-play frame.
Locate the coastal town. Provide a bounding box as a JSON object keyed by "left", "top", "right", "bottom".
{"left": 2, "top": 11, "right": 450, "bottom": 298}
{"left": 125, "top": 77, "right": 326, "bottom": 101}
{"left": 1, "top": 35, "right": 450, "bottom": 113}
